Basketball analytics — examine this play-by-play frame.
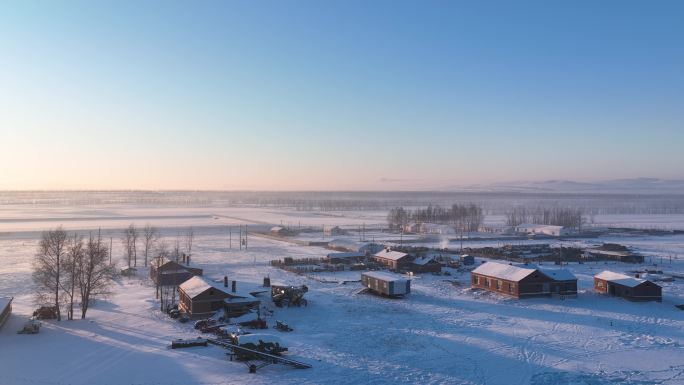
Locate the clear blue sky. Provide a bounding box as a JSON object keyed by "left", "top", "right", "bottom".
{"left": 1, "top": 1, "right": 682, "bottom": 190}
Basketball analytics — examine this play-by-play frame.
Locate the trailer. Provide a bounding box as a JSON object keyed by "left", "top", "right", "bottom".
{"left": 361, "top": 271, "right": 410, "bottom": 297}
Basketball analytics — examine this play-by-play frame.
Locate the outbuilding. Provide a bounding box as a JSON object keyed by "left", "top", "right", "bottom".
{"left": 471, "top": 262, "right": 577, "bottom": 298}
{"left": 409, "top": 256, "right": 442, "bottom": 274}
{"left": 594, "top": 271, "right": 662, "bottom": 302}
{"left": 326, "top": 252, "right": 365, "bottom": 264}
{"left": 361, "top": 271, "right": 410, "bottom": 297}
{"left": 372, "top": 249, "right": 412, "bottom": 271}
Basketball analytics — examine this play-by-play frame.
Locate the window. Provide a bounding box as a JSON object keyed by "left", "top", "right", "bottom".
{"left": 496, "top": 280, "right": 501, "bottom": 290}
{"left": 509, "top": 283, "right": 515, "bottom": 293}
{"left": 473, "top": 276, "right": 479, "bottom": 285}
{"left": 484, "top": 277, "right": 489, "bottom": 287}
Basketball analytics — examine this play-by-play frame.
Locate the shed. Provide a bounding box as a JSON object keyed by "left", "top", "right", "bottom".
{"left": 460, "top": 254, "right": 475, "bottom": 266}
{"left": 471, "top": 262, "right": 577, "bottom": 298}
{"left": 326, "top": 252, "right": 365, "bottom": 264}
{"left": 372, "top": 249, "right": 411, "bottom": 271}
{"left": 361, "top": 271, "right": 410, "bottom": 297}
{"left": 594, "top": 271, "right": 662, "bottom": 302}
{"left": 409, "top": 256, "right": 441, "bottom": 274}
{"left": 0, "top": 297, "right": 12, "bottom": 329}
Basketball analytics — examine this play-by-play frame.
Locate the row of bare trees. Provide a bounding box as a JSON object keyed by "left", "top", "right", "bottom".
{"left": 120, "top": 224, "right": 194, "bottom": 269}
{"left": 505, "top": 206, "right": 585, "bottom": 229}
{"left": 387, "top": 203, "right": 485, "bottom": 232}
{"left": 33, "top": 227, "right": 114, "bottom": 321}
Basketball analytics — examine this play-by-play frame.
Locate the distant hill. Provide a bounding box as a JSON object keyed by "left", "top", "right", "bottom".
{"left": 449, "top": 178, "right": 684, "bottom": 194}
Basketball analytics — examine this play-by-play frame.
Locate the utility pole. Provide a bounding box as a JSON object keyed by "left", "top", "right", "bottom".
{"left": 109, "top": 236, "right": 113, "bottom": 265}
{"left": 229, "top": 227, "right": 232, "bottom": 249}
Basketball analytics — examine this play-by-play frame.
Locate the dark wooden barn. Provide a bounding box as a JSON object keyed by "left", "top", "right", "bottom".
{"left": 594, "top": 271, "right": 662, "bottom": 302}
{"left": 471, "top": 262, "right": 577, "bottom": 298}
{"left": 178, "top": 276, "right": 263, "bottom": 319}
{"left": 150, "top": 257, "right": 203, "bottom": 287}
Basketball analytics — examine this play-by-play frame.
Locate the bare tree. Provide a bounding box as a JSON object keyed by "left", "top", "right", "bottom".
{"left": 121, "top": 223, "right": 139, "bottom": 268}
{"left": 62, "top": 234, "right": 84, "bottom": 320}
{"left": 78, "top": 231, "right": 115, "bottom": 319}
{"left": 154, "top": 238, "right": 169, "bottom": 302}
{"left": 184, "top": 227, "right": 194, "bottom": 262}
{"left": 32, "top": 227, "right": 68, "bottom": 321}
{"left": 142, "top": 224, "right": 157, "bottom": 267}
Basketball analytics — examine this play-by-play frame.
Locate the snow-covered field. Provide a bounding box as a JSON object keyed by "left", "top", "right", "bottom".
{"left": 1, "top": 206, "right": 684, "bottom": 385}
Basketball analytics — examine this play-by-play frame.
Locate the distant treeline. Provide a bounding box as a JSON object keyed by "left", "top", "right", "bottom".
{"left": 387, "top": 203, "right": 484, "bottom": 232}
{"left": 506, "top": 207, "right": 585, "bottom": 229}
{"left": 2, "top": 191, "right": 684, "bottom": 215}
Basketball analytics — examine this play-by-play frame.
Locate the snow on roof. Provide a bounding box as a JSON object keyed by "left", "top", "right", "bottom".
{"left": 412, "top": 256, "right": 437, "bottom": 265}
{"left": 179, "top": 276, "right": 228, "bottom": 298}
{"left": 270, "top": 226, "right": 284, "bottom": 232}
{"left": 0, "top": 297, "right": 12, "bottom": 311}
{"left": 594, "top": 270, "right": 647, "bottom": 288}
{"left": 517, "top": 223, "right": 564, "bottom": 230}
{"left": 472, "top": 262, "right": 536, "bottom": 282}
{"left": 539, "top": 268, "right": 576, "bottom": 281}
{"left": 362, "top": 271, "right": 409, "bottom": 282}
{"left": 327, "top": 252, "right": 365, "bottom": 259}
{"left": 373, "top": 249, "right": 409, "bottom": 261}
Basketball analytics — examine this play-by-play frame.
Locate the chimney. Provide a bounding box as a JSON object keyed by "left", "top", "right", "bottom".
{"left": 224, "top": 276, "right": 228, "bottom": 287}
{"left": 187, "top": 255, "right": 191, "bottom": 266}
{"left": 232, "top": 280, "right": 237, "bottom": 293}
{"left": 635, "top": 273, "right": 640, "bottom": 278}
{"left": 263, "top": 276, "right": 271, "bottom": 287}
{"left": 182, "top": 253, "right": 186, "bottom": 264}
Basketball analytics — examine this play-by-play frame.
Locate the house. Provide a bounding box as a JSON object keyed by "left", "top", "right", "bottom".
{"left": 326, "top": 252, "right": 365, "bottom": 264}
{"left": 361, "top": 271, "right": 410, "bottom": 297}
{"left": 150, "top": 257, "right": 203, "bottom": 286}
{"left": 402, "top": 223, "right": 421, "bottom": 234}
{"left": 594, "top": 271, "right": 662, "bottom": 302}
{"left": 515, "top": 224, "right": 573, "bottom": 237}
{"left": 460, "top": 254, "right": 475, "bottom": 266}
{"left": 471, "top": 262, "right": 577, "bottom": 298}
{"left": 409, "top": 256, "right": 441, "bottom": 274}
{"left": 0, "top": 297, "right": 12, "bottom": 329}
{"left": 372, "top": 249, "right": 412, "bottom": 271}
{"left": 178, "top": 276, "right": 263, "bottom": 319}
{"left": 120, "top": 267, "right": 137, "bottom": 277}
{"left": 420, "top": 223, "right": 455, "bottom": 235}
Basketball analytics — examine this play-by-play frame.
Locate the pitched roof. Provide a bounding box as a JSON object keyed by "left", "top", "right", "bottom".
{"left": 373, "top": 249, "right": 409, "bottom": 261}
{"left": 594, "top": 270, "right": 649, "bottom": 288}
{"left": 362, "top": 271, "right": 409, "bottom": 282}
{"left": 539, "top": 268, "right": 576, "bottom": 281}
{"left": 0, "top": 297, "right": 12, "bottom": 311}
{"left": 327, "top": 252, "right": 365, "bottom": 259}
{"left": 472, "top": 262, "right": 536, "bottom": 282}
{"left": 179, "top": 276, "right": 229, "bottom": 298}
{"left": 412, "top": 256, "right": 438, "bottom": 265}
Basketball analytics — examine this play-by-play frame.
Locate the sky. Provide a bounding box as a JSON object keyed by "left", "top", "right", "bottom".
{"left": 0, "top": 0, "right": 683, "bottom": 191}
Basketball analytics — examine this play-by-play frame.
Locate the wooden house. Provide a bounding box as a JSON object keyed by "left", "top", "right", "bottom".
{"left": 178, "top": 276, "right": 263, "bottom": 319}
{"left": 150, "top": 257, "right": 203, "bottom": 287}
{"left": 0, "top": 297, "right": 12, "bottom": 329}
{"left": 471, "top": 262, "right": 577, "bottom": 298}
{"left": 594, "top": 271, "right": 662, "bottom": 302}
{"left": 361, "top": 271, "right": 410, "bottom": 297}
{"left": 373, "top": 249, "right": 411, "bottom": 271}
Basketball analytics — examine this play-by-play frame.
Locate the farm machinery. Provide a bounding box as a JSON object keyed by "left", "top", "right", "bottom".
{"left": 271, "top": 284, "right": 308, "bottom": 307}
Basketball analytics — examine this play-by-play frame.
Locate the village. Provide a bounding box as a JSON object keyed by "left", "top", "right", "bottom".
{"left": 2, "top": 211, "right": 683, "bottom": 384}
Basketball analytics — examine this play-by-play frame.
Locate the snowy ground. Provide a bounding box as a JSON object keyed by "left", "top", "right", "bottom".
{"left": 1, "top": 207, "right": 684, "bottom": 385}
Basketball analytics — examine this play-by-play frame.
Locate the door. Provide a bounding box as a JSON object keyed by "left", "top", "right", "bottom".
{"left": 542, "top": 283, "right": 550, "bottom": 293}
